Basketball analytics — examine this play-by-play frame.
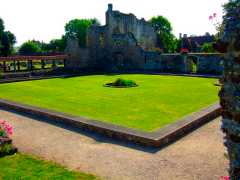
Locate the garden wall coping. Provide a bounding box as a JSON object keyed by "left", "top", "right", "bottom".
{"left": 0, "top": 73, "right": 221, "bottom": 84}
{"left": 0, "top": 99, "right": 221, "bottom": 147}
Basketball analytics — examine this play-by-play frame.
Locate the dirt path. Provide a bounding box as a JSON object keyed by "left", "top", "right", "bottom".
{"left": 0, "top": 109, "right": 228, "bottom": 180}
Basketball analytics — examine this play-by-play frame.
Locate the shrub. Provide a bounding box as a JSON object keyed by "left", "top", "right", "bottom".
{"left": 18, "top": 41, "right": 41, "bottom": 55}
{"left": 0, "top": 120, "right": 13, "bottom": 137}
{"left": 105, "top": 78, "right": 138, "bottom": 88}
{"left": 201, "top": 43, "right": 215, "bottom": 53}
{"left": 0, "top": 144, "right": 12, "bottom": 155}
{"left": 0, "top": 120, "right": 15, "bottom": 156}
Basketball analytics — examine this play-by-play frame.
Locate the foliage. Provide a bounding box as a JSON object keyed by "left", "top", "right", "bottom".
{"left": 19, "top": 37, "right": 67, "bottom": 54}
{"left": 222, "top": 0, "right": 240, "bottom": 42}
{"left": 209, "top": 13, "right": 224, "bottom": 40}
{"left": 0, "top": 120, "right": 13, "bottom": 137}
{"left": 149, "top": 16, "right": 177, "bottom": 53}
{"left": 105, "top": 78, "right": 138, "bottom": 87}
{"left": 65, "top": 18, "right": 100, "bottom": 47}
{"left": 220, "top": 0, "right": 240, "bottom": 179}
{"left": 18, "top": 40, "right": 41, "bottom": 55}
{"left": 201, "top": 43, "right": 215, "bottom": 53}
{"left": 0, "top": 18, "right": 16, "bottom": 56}
{"left": 0, "top": 153, "right": 99, "bottom": 179}
{"left": 147, "top": 47, "right": 163, "bottom": 53}
{"left": 47, "top": 36, "right": 66, "bottom": 52}
{"left": 0, "top": 120, "right": 13, "bottom": 156}
{"left": 0, "top": 75, "right": 219, "bottom": 132}
{"left": 0, "top": 144, "right": 12, "bottom": 155}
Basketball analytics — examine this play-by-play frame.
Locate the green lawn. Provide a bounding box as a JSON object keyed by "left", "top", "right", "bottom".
{"left": 0, "top": 74, "right": 219, "bottom": 132}
{"left": 0, "top": 153, "right": 98, "bottom": 180}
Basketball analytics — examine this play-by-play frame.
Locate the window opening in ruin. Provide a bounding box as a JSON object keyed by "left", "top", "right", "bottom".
{"left": 99, "top": 34, "right": 105, "bottom": 48}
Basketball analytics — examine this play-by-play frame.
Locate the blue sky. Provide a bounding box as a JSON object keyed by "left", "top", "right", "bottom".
{"left": 0, "top": 0, "right": 228, "bottom": 45}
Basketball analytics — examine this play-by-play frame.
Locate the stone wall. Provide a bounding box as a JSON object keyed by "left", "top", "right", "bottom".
{"left": 86, "top": 3, "right": 157, "bottom": 69}
{"left": 106, "top": 4, "right": 157, "bottom": 50}
{"left": 196, "top": 54, "right": 224, "bottom": 74}
{"left": 143, "top": 53, "right": 224, "bottom": 74}
{"left": 65, "top": 38, "right": 95, "bottom": 69}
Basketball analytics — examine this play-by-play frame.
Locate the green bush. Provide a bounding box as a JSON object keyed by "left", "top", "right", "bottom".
{"left": 0, "top": 143, "right": 12, "bottom": 155}
{"left": 18, "top": 41, "right": 41, "bottom": 55}
{"left": 105, "top": 78, "right": 138, "bottom": 88}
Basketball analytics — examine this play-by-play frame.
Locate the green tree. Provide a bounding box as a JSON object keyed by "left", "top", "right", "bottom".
{"left": 0, "top": 18, "right": 16, "bottom": 56}
{"left": 149, "top": 16, "right": 177, "bottom": 53}
{"left": 18, "top": 40, "right": 41, "bottom": 55}
{"left": 64, "top": 18, "right": 100, "bottom": 47}
{"left": 201, "top": 43, "right": 215, "bottom": 53}
{"left": 47, "top": 36, "right": 66, "bottom": 52}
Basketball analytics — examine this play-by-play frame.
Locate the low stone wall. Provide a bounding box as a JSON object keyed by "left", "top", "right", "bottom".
{"left": 65, "top": 38, "right": 224, "bottom": 75}
{"left": 143, "top": 53, "right": 224, "bottom": 75}
{"left": 0, "top": 99, "right": 221, "bottom": 148}
{"left": 196, "top": 54, "right": 224, "bottom": 74}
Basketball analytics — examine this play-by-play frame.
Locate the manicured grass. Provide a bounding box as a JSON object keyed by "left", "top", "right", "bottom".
{"left": 0, "top": 153, "right": 98, "bottom": 180}
{"left": 0, "top": 74, "right": 219, "bottom": 132}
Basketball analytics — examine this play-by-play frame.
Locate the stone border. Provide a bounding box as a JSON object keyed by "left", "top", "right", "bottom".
{"left": 0, "top": 99, "right": 221, "bottom": 147}
{"left": 0, "top": 72, "right": 221, "bottom": 84}
{"left": 0, "top": 75, "right": 67, "bottom": 84}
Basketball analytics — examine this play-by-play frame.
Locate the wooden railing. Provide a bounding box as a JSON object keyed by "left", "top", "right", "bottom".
{"left": 0, "top": 54, "right": 68, "bottom": 72}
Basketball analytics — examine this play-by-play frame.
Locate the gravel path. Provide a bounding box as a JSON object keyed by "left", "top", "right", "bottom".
{"left": 0, "top": 109, "right": 228, "bottom": 180}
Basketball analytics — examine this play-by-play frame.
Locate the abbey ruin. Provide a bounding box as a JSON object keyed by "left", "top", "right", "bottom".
{"left": 65, "top": 4, "right": 223, "bottom": 74}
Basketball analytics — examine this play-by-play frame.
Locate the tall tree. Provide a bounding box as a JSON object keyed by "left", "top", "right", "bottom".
{"left": 47, "top": 36, "right": 66, "bottom": 52}
{"left": 0, "top": 18, "right": 16, "bottom": 56}
{"left": 18, "top": 40, "right": 41, "bottom": 55}
{"left": 149, "top": 16, "right": 177, "bottom": 53}
{"left": 64, "top": 18, "right": 100, "bottom": 47}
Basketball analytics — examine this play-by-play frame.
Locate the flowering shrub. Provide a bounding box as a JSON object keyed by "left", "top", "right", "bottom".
{"left": 0, "top": 120, "right": 13, "bottom": 137}
{"left": 209, "top": 12, "right": 223, "bottom": 39}
{"left": 220, "top": 176, "right": 229, "bottom": 180}
{"left": 180, "top": 48, "right": 189, "bottom": 54}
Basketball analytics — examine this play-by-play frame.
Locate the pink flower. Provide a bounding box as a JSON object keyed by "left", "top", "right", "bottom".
{"left": 0, "top": 120, "right": 13, "bottom": 136}
{"left": 209, "top": 15, "right": 213, "bottom": 20}
{"left": 180, "top": 48, "right": 189, "bottom": 53}
{"left": 220, "top": 176, "right": 229, "bottom": 180}
{"left": 213, "top": 13, "right": 217, "bottom": 18}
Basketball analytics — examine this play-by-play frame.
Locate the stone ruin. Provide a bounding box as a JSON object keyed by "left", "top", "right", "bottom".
{"left": 65, "top": 4, "right": 224, "bottom": 74}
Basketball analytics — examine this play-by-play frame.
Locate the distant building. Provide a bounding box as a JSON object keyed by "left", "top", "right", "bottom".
{"left": 179, "top": 33, "right": 215, "bottom": 52}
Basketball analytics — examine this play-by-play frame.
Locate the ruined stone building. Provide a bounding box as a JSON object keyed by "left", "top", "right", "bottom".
{"left": 66, "top": 4, "right": 157, "bottom": 70}
{"left": 87, "top": 4, "right": 157, "bottom": 70}
{"left": 65, "top": 4, "right": 223, "bottom": 74}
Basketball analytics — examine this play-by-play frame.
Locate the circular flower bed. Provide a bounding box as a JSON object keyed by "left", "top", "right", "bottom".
{"left": 104, "top": 78, "right": 138, "bottom": 88}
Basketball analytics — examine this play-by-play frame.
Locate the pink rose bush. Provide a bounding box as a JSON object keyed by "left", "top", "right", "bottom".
{"left": 220, "top": 176, "right": 229, "bottom": 180}
{"left": 0, "top": 120, "right": 15, "bottom": 156}
{"left": 0, "top": 120, "right": 13, "bottom": 137}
